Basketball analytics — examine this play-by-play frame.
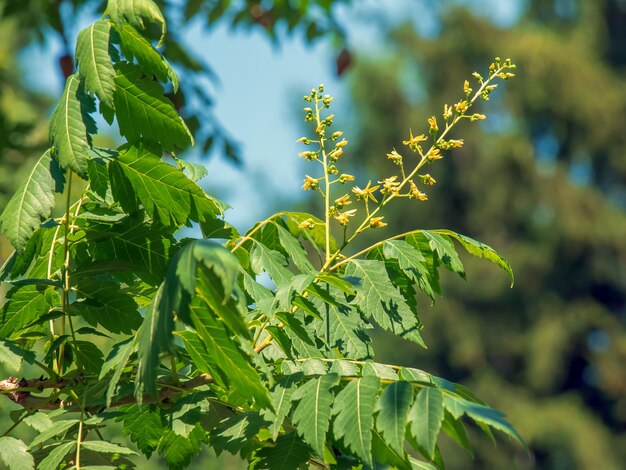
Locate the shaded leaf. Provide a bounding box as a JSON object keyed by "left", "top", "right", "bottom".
{"left": 107, "top": 0, "right": 166, "bottom": 46}
{"left": 255, "top": 432, "right": 311, "bottom": 470}
{"left": 409, "top": 387, "right": 444, "bottom": 460}
{"left": 190, "top": 303, "right": 269, "bottom": 407}
{"left": 0, "top": 285, "right": 55, "bottom": 339}
{"left": 120, "top": 405, "right": 163, "bottom": 457}
{"left": 115, "top": 22, "right": 178, "bottom": 90}
{"left": 291, "top": 374, "right": 339, "bottom": 457}
{"left": 421, "top": 231, "right": 465, "bottom": 278}
{"left": 30, "top": 420, "right": 79, "bottom": 448}
{"left": 72, "top": 279, "right": 141, "bottom": 334}
{"left": 37, "top": 442, "right": 75, "bottom": 470}
{"left": 345, "top": 260, "right": 425, "bottom": 347}
{"left": 158, "top": 426, "right": 205, "bottom": 469}
{"left": 0, "top": 340, "right": 35, "bottom": 372}
{"left": 383, "top": 239, "right": 435, "bottom": 301}
{"left": 332, "top": 376, "right": 380, "bottom": 465}
{"left": 376, "top": 381, "right": 413, "bottom": 454}
{"left": 265, "top": 374, "right": 302, "bottom": 439}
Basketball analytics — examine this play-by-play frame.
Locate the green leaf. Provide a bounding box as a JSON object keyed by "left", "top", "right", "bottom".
{"left": 175, "top": 329, "right": 219, "bottom": 378}
{"left": 210, "top": 412, "right": 266, "bottom": 457}
{"left": 332, "top": 376, "right": 380, "bottom": 465}
{"left": 100, "top": 337, "right": 135, "bottom": 406}
{"left": 157, "top": 426, "right": 205, "bottom": 469}
{"left": 49, "top": 74, "right": 97, "bottom": 178}
{"left": 75, "top": 20, "right": 117, "bottom": 109}
{"left": 30, "top": 420, "right": 79, "bottom": 448}
{"left": 441, "top": 411, "right": 473, "bottom": 457}
{"left": 249, "top": 242, "right": 293, "bottom": 287}
{"left": 421, "top": 231, "right": 465, "bottom": 278}
{"left": 115, "top": 23, "right": 179, "bottom": 91}
{"left": 195, "top": 266, "right": 248, "bottom": 338}
{"left": 86, "top": 158, "right": 110, "bottom": 198}
{"left": 409, "top": 387, "right": 444, "bottom": 460}
{"left": 73, "top": 340, "right": 105, "bottom": 375}
{"left": 168, "top": 393, "right": 206, "bottom": 438}
{"left": 443, "top": 395, "right": 525, "bottom": 448}
{"left": 0, "top": 285, "right": 56, "bottom": 339}
{"left": 23, "top": 413, "right": 53, "bottom": 433}
{"left": 283, "top": 212, "right": 338, "bottom": 253}
{"left": 0, "top": 340, "right": 35, "bottom": 372}
{"left": 72, "top": 279, "right": 141, "bottom": 334}
{"left": 383, "top": 240, "right": 435, "bottom": 301}
{"left": 109, "top": 145, "right": 220, "bottom": 227}
{"left": 0, "top": 437, "right": 34, "bottom": 470}
{"left": 37, "top": 442, "right": 75, "bottom": 470}
{"left": 316, "top": 273, "right": 356, "bottom": 296}
{"left": 345, "top": 260, "right": 425, "bottom": 347}
{"left": 113, "top": 63, "right": 192, "bottom": 150}
{"left": 255, "top": 432, "right": 311, "bottom": 470}
{"left": 136, "top": 284, "right": 173, "bottom": 397}
{"left": 81, "top": 441, "right": 137, "bottom": 455}
{"left": 326, "top": 302, "right": 371, "bottom": 360}
{"left": 435, "top": 229, "right": 514, "bottom": 286}
{"left": 275, "top": 273, "right": 316, "bottom": 310}
{"left": 275, "top": 223, "right": 315, "bottom": 273}
{"left": 405, "top": 233, "right": 441, "bottom": 297}
{"left": 84, "top": 216, "right": 174, "bottom": 285}
{"left": 189, "top": 303, "right": 269, "bottom": 407}
{"left": 291, "top": 374, "right": 339, "bottom": 457}
{"left": 0, "top": 150, "right": 64, "bottom": 251}
{"left": 106, "top": 0, "right": 166, "bottom": 47}
{"left": 376, "top": 381, "right": 413, "bottom": 454}
{"left": 265, "top": 374, "right": 302, "bottom": 439}
{"left": 120, "top": 405, "right": 164, "bottom": 457}
{"left": 371, "top": 429, "right": 411, "bottom": 470}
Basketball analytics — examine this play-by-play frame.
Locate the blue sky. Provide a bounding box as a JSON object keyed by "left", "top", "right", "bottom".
{"left": 18, "top": 0, "right": 523, "bottom": 230}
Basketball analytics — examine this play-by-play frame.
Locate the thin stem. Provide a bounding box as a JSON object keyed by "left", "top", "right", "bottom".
{"left": 170, "top": 356, "right": 179, "bottom": 386}
{"left": 57, "top": 170, "right": 73, "bottom": 375}
{"left": 316, "top": 98, "right": 332, "bottom": 264}
{"left": 75, "top": 418, "right": 84, "bottom": 469}
{"left": 230, "top": 212, "right": 285, "bottom": 253}
{"left": 328, "top": 229, "right": 424, "bottom": 272}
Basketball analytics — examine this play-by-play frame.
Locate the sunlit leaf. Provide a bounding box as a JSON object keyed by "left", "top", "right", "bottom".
{"left": 49, "top": 74, "right": 97, "bottom": 178}
{"left": 0, "top": 150, "right": 64, "bottom": 251}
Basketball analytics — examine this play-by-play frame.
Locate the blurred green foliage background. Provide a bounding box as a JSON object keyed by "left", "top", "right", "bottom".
{"left": 1, "top": 0, "right": 625, "bottom": 468}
